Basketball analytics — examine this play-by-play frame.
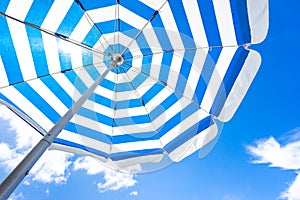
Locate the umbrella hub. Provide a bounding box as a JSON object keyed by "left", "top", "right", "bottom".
{"left": 111, "top": 53, "right": 124, "bottom": 67}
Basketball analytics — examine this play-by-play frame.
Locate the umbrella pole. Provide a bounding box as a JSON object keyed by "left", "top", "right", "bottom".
{"left": 0, "top": 66, "right": 114, "bottom": 200}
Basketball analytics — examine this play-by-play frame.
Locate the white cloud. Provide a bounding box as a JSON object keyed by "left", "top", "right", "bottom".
{"left": 0, "top": 106, "right": 72, "bottom": 185}
{"left": 0, "top": 106, "right": 138, "bottom": 193}
{"left": 130, "top": 190, "right": 138, "bottom": 196}
{"left": 73, "top": 156, "right": 137, "bottom": 192}
{"left": 247, "top": 128, "right": 300, "bottom": 200}
{"left": 279, "top": 172, "right": 300, "bottom": 200}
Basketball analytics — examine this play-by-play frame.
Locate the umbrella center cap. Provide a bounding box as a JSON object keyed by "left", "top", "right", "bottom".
{"left": 111, "top": 54, "right": 124, "bottom": 66}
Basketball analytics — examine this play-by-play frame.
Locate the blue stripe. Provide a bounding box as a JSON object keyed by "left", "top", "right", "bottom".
{"left": 78, "top": 0, "right": 115, "bottom": 10}
{"left": 77, "top": 107, "right": 113, "bottom": 126}
{"left": 157, "top": 103, "right": 200, "bottom": 136}
{"left": 176, "top": 51, "right": 196, "bottom": 94}
{"left": 64, "top": 70, "right": 87, "bottom": 94}
{"left": 0, "top": 0, "right": 10, "bottom": 12}
{"left": 110, "top": 148, "right": 163, "bottom": 161}
{"left": 25, "top": 0, "right": 53, "bottom": 26}
{"left": 165, "top": 116, "right": 214, "bottom": 153}
{"left": 142, "top": 84, "right": 164, "bottom": 104}
{"left": 121, "top": 0, "right": 155, "bottom": 21}
{"left": 193, "top": 50, "right": 219, "bottom": 104}
{"left": 14, "top": 83, "right": 61, "bottom": 124}
{"left": 210, "top": 47, "right": 249, "bottom": 116}
{"left": 198, "top": 0, "right": 222, "bottom": 46}
{"left": 112, "top": 131, "right": 158, "bottom": 144}
{"left": 54, "top": 138, "right": 109, "bottom": 159}
{"left": 41, "top": 75, "right": 73, "bottom": 108}
{"left": 114, "top": 115, "right": 151, "bottom": 126}
{"left": 64, "top": 122, "right": 111, "bottom": 144}
{"left": 159, "top": 53, "right": 173, "bottom": 84}
{"left": 57, "top": 2, "right": 84, "bottom": 38}
{"left": 169, "top": 0, "right": 196, "bottom": 48}
{"left": 230, "top": 0, "right": 251, "bottom": 44}
{"left": 26, "top": 27, "right": 49, "bottom": 77}
{"left": 0, "top": 17, "right": 23, "bottom": 85}
{"left": 82, "top": 26, "right": 102, "bottom": 48}
{"left": 149, "top": 93, "right": 181, "bottom": 120}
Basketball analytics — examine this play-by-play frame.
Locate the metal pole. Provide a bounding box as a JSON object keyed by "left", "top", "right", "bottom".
{"left": 0, "top": 66, "right": 114, "bottom": 200}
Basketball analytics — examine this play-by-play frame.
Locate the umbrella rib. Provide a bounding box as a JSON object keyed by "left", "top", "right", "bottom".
{"left": 113, "top": 0, "right": 120, "bottom": 54}
{"left": 120, "top": 0, "right": 168, "bottom": 56}
{"left": 118, "top": 65, "right": 168, "bottom": 154}
{"left": 108, "top": 69, "right": 119, "bottom": 158}
{"left": 123, "top": 62, "right": 213, "bottom": 117}
{"left": 0, "top": 63, "right": 106, "bottom": 90}
{"left": 74, "top": 0, "right": 114, "bottom": 53}
{"left": 123, "top": 44, "right": 248, "bottom": 60}
{"left": 0, "top": 11, "right": 104, "bottom": 59}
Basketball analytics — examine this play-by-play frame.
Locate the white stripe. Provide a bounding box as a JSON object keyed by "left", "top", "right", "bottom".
{"left": 219, "top": 50, "right": 261, "bottom": 121}
{"left": 114, "top": 123, "right": 154, "bottom": 135}
{"left": 114, "top": 107, "right": 148, "bottom": 118}
{"left": 182, "top": 0, "right": 208, "bottom": 47}
{"left": 152, "top": 97, "right": 190, "bottom": 130}
{"left": 160, "top": 4, "right": 185, "bottom": 50}
{"left": 169, "top": 122, "right": 218, "bottom": 162}
{"left": 83, "top": 99, "right": 114, "bottom": 118}
{"left": 69, "top": 15, "right": 93, "bottom": 43}
{"left": 149, "top": 53, "right": 163, "bottom": 80}
{"left": 7, "top": 18, "right": 37, "bottom": 81}
{"left": 87, "top": 5, "right": 115, "bottom": 23}
{"left": 71, "top": 114, "right": 112, "bottom": 136}
{"left": 0, "top": 57, "right": 9, "bottom": 87}
{"left": 6, "top": 0, "right": 33, "bottom": 20}
{"left": 41, "top": 0, "right": 73, "bottom": 32}
{"left": 111, "top": 139, "right": 162, "bottom": 153}
{"left": 167, "top": 51, "right": 184, "bottom": 89}
{"left": 145, "top": 87, "right": 173, "bottom": 114}
{"left": 200, "top": 47, "right": 237, "bottom": 113}
{"left": 247, "top": 0, "right": 269, "bottom": 44}
{"left": 54, "top": 130, "right": 110, "bottom": 156}
{"left": 119, "top": 6, "right": 148, "bottom": 30}
{"left": 183, "top": 49, "right": 208, "bottom": 100}
{"left": 28, "top": 79, "right": 68, "bottom": 116}
{"left": 1, "top": 87, "right": 54, "bottom": 131}
{"left": 212, "top": 0, "right": 237, "bottom": 46}
{"left": 52, "top": 73, "right": 80, "bottom": 101}
{"left": 160, "top": 108, "right": 209, "bottom": 146}
{"left": 57, "top": 40, "right": 84, "bottom": 68}
{"left": 113, "top": 154, "right": 163, "bottom": 168}
{"left": 42, "top": 32, "right": 61, "bottom": 74}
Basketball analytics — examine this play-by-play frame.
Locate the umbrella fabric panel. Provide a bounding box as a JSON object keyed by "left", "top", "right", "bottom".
{"left": 0, "top": 0, "right": 269, "bottom": 169}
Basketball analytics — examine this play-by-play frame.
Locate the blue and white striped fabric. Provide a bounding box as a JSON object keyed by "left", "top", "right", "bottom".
{"left": 0, "top": 0, "right": 268, "bottom": 170}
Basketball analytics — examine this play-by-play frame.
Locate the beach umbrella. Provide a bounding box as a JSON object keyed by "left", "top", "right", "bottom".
{"left": 0, "top": 0, "right": 269, "bottom": 198}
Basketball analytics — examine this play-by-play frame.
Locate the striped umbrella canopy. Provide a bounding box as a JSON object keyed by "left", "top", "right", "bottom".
{"left": 0, "top": 0, "right": 269, "bottom": 173}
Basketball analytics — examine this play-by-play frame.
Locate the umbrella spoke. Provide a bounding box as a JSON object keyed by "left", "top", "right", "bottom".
{"left": 120, "top": 0, "right": 168, "bottom": 56}
{"left": 0, "top": 11, "right": 105, "bottom": 59}
{"left": 74, "top": 0, "right": 114, "bottom": 53}
{"left": 123, "top": 44, "right": 248, "bottom": 60}
{"left": 113, "top": 0, "right": 120, "bottom": 54}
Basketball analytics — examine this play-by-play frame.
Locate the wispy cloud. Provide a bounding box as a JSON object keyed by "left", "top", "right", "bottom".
{"left": 0, "top": 106, "right": 137, "bottom": 194}
{"left": 246, "top": 127, "right": 300, "bottom": 200}
{"left": 130, "top": 190, "right": 138, "bottom": 196}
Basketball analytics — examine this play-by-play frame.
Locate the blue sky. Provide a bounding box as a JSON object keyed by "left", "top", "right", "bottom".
{"left": 1, "top": 1, "right": 300, "bottom": 200}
